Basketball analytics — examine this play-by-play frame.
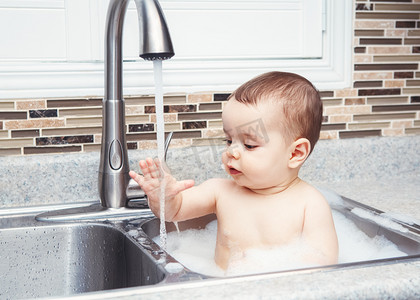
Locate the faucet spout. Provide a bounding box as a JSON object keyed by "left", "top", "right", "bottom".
{"left": 99, "top": 0, "right": 174, "bottom": 208}
{"left": 135, "top": 0, "right": 174, "bottom": 61}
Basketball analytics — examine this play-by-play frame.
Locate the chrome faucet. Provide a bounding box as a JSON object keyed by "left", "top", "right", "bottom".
{"left": 99, "top": 0, "right": 174, "bottom": 208}
{"left": 36, "top": 0, "right": 174, "bottom": 222}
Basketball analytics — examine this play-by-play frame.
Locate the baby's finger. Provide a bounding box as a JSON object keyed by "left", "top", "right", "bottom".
{"left": 139, "top": 160, "right": 152, "bottom": 179}
{"left": 129, "top": 170, "right": 144, "bottom": 187}
{"left": 153, "top": 157, "right": 167, "bottom": 176}
{"left": 146, "top": 157, "right": 162, "bottom": 179}
{"left": 154, "top": 157, "right": 171, "bottom": 174}
{"left": 154, "top": 157, "right": 161, "bottom": 169}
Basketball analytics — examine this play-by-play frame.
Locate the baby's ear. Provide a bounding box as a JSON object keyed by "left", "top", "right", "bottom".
{"left": 288, "top": 138, "right": 311, "bottom": 169}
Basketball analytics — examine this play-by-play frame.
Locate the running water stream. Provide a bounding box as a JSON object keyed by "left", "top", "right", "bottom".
{"left": 153, "top": 60, "right": 167, "bottom": 249}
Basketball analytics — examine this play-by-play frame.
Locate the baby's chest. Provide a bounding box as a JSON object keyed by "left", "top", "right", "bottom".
{"left": 218, "top": 204, "right": 305, "bottom": 247}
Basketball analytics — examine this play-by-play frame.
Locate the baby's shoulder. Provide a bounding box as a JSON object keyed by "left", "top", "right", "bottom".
{"left": 203, "top": 177, "right": 235, "bottom": 189}
{"left": 297, "top": 181, "right": 332, "bottom": 216}
{"left": 199, "top": 178, "right": 236, "bottom": 201}
{"left": 200, "top": 177, "right": 235, "bottom": 191}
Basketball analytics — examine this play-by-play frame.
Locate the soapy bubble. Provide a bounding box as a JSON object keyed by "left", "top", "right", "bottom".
{"left": 154, "top": 210, "right": 407, "bottom": 277}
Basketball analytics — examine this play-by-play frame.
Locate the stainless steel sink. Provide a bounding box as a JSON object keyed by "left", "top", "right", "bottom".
{"left": 0, "top": 211, "right": 165, "bottom": 299}
{"left": 1, "top": 195, "right": 420, "bottom": 300}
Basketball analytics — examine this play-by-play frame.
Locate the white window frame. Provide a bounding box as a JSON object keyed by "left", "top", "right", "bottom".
{"left": 0, "top": 0, "right": 352, "bottom": 99}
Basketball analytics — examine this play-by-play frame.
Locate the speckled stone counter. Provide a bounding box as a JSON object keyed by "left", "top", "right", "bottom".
{"left": 0, "top": 140, "right": 229, "bottom": 208}
{"left": 301, "top": 135, "right": 420, "bottom": 222}
{"left": 1, "top": 135, "right": 418, "bottom": 219}
{"left": 1, "top": 135, "right": 419, "bottom": 299}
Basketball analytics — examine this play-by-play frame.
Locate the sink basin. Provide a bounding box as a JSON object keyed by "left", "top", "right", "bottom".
{"left": 1, "top": 194, "right": 420, "bottom": 299}
{"left": 0, "top": 216, "right": 165, "bottom": 299}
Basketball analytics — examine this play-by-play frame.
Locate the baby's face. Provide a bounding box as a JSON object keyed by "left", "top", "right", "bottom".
{"left": 221, "top": 99, "right": 294, "bottom": 193}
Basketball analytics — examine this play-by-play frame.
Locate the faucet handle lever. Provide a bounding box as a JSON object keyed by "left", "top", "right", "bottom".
{"left": 126, "top": 178, "right": 146, "bottom": 201}
{"left": 164, "top": 131, "right": 173, "bottom": 162}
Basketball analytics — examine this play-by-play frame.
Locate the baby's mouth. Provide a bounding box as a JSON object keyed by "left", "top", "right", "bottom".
{"left": 228, "top": 167, "right": 241, "bottom": 175}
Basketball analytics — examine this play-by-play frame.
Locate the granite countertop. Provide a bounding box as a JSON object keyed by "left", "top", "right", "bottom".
{"left": 2, "top": 135, "right": 419, "bottom": 217}
{"left": 301, "top": 136, "right": 420, "bottom": 223}
{"left": 318, "top": 178, "right": 420, "bottom": 222}
{"left": 1, "top": 136, "right": 419, "bottom": 299}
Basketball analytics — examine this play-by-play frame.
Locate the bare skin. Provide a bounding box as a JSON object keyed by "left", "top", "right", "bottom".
{"left": 130, "top": 99, "right": 338, "bottom": 270}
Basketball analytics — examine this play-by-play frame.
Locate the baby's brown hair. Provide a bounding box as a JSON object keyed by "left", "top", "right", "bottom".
{"left": 228, "top": 71, "right": 323, "bottom": 154}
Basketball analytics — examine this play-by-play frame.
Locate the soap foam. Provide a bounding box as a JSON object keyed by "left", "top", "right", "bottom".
{"left": 333, "top": 211, "right": 406, "bottom": 263}
{"left": 153, "top": 210, "right": 407, "bottom": 277}
{"left": 154, "top": 220, "right": 224, "bottom": 276}
{"left": 225, "top": 241, "right": 319, "bottom": 276}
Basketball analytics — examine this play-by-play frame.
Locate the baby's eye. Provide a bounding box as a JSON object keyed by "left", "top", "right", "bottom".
{"left": 244, "top": 144, "right": 258, "bottom": 150}
{"left": 224, "top": 139, "right": 232, "bottom": 146}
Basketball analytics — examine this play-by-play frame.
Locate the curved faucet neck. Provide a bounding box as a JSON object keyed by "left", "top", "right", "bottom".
{"left": 105, "top": 0, "right": 129, "bottom": 101}
{"left": 99, "top": 0, "right": 174, "bottom": 208}
{"left": 105, "top": 0, "right": 174, "bottom": 101}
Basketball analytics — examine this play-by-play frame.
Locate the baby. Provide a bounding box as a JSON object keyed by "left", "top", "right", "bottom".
{"left": 130, "top": 71, "right": 338, "bottom": 270}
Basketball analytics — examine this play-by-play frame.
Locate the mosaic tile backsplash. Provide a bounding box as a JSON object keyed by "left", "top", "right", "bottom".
{"left": 0, "top": 0, "right": 420, "bottom": 156}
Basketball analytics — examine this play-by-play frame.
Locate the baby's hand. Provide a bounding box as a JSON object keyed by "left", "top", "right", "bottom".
{"left": 129, "top": 157, "right": 195, "bottom": 220}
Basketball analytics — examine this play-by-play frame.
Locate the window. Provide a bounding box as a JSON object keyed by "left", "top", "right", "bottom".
{"left": 0, "top": 0, "right": 352, "bottom": 99}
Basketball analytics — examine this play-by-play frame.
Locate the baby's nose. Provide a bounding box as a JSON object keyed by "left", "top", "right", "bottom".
{"left": 227, "top": 146, "right": 241, "bottom": 159}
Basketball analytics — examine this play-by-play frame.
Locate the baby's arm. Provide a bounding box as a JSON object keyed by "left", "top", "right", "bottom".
{"left": 129, "top": 157, "right": 218, "bottom": 222}
{"left": 301, "top": 193, "right": 339, "bottom": 265}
